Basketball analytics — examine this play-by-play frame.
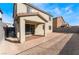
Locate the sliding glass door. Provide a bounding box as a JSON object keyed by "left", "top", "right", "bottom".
{"left": 25, "top": 24, "right": 35, "bottom": 35}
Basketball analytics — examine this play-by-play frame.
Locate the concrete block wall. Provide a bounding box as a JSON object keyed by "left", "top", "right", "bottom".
{"left": 0, "top": 20, "right": 5, "bottom": 42}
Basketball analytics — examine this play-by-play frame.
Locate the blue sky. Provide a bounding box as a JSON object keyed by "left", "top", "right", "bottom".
{"left": 0, "top": 3, "right": 13, "bottom": 23}
{"left": 33, "top": 3, "right": 79, "bottom": 26}
{"left": 0, "top": 3, "right": 79, "bottom": 26}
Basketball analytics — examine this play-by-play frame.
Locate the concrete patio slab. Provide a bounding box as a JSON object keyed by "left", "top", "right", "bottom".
{"left": 18, "top": 46, "right": 46, "bottom": 55}
{"left": 0, "top": 32, "right": 65, "bottom": 55}
{"left": 38, "top": 34, "right": 67, "bottom": 49}
{"left": 18, "top": 33, "right": 73, "bottom": 55}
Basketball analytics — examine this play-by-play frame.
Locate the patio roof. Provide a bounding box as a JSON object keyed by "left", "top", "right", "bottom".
{"left": 16, "top": 13, "right": 48, "bottom": 23}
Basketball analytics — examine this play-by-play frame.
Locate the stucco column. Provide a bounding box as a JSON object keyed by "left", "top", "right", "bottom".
{"left": 19, "top": 18, "right": 25, "bottom": 43}
{"left": 15, "top": 21, "right": 20, "bottom": 41}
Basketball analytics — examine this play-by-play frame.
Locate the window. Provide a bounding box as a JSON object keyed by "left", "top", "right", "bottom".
{"left": 49, "top": 26, "right": 51, "bottom": 30}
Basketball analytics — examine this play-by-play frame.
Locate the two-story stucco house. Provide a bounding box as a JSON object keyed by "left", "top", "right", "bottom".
{"left": 13, "top": 3, "right": 53, "bottom": 43}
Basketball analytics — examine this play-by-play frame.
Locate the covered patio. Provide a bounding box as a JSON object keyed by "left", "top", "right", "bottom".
{"left": 15, "top": 14, "right": 47, "bottom": 43}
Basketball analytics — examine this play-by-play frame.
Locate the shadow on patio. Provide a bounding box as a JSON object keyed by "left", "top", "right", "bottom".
{"left": 59, "top": 33, "right": 79, "bottom": 55}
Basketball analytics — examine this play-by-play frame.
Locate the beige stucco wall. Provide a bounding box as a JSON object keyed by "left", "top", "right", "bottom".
{"left": 30, "top": 8, "right": 49, "bottom": 21}
{"left": 45, "top": 17, "right": 53, "bottom": 36}
{"left": 20, "top": 16, "right": 45, "bottom": 23}
{"left": 35, "top": 24, "right": 44, "bottom": 35}
{"left": 16, "top": 4, "right": 28, "bottom": 14}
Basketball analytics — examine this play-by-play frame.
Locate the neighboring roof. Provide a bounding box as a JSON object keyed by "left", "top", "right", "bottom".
{"left": 17, "top": 13, "right": 48, "bottom": 22}
{"left": 53, "top": 16, "right": 65, "bottom": 23}
{"left": 23, "top": 3, "right": 53, "bottom": 17}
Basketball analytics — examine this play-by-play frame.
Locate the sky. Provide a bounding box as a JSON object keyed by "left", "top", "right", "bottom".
{"left": 0, "top": 3, "right": 79, "bottom": 26}
{"left": 0, "top": 3, "right": 13, "bottom": 23}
